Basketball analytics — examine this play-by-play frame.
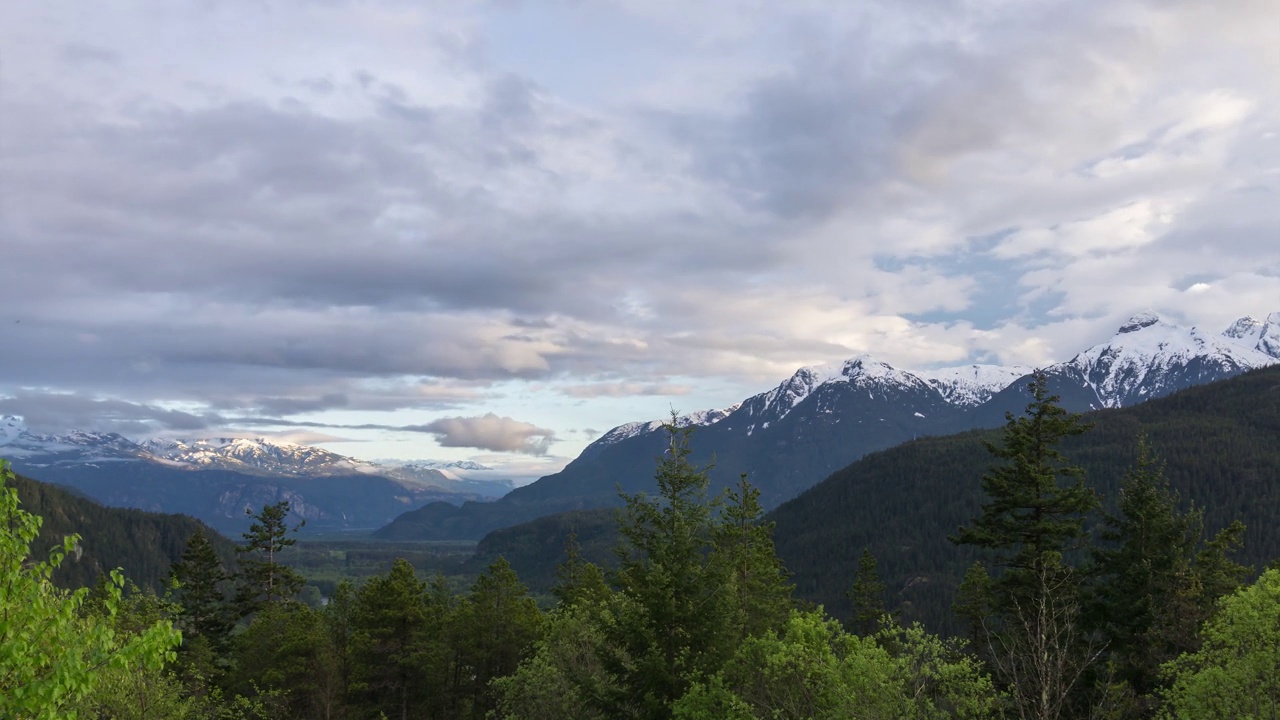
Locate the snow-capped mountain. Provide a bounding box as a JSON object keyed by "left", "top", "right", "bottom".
{"left": 376, "top": 310, "right": 1280, "bottom": 540}
{"left": 0, "top": 421, "right": 515, "bottom": 533}
{"left": 139, "top": 437, "right": 386, "bottom": 478}
{"left": 1043, "top": 311, "right": 1278, "bottom": 409}
{"left": 1222, "top": 312, "right": 1280, "bottom": 359}
{"left": 392, "top": 460, "right": 495, "bottom": 472}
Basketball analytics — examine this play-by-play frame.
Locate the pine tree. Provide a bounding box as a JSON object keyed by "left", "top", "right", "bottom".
{"left": 847, "top": 548, "right": 887, "bottom": 637}
{"left": 170, "top": 528, "right": 234, "bottom": 652}
{"left": 453, "top": 556, "right": 544, "bottom": 719}
{"left": 234, "top": 501, "right": 306, "bottom": 616}
{"left": 552, "top": 530, "right": 611, "bottom": 609}
{"left": 1090, "top": 435, "right": 1250, "bottom": 712}
{"left": 950, "top": 372, "right": 1101, "bottom": 720}
{"left": 610, "top": 419, "right": 734, "bottom": 719}
{"left": 952, "top": 371, "right": 1097, "bottom": 602}
{"left": 712, "top": 474, "right": 793, "bottom": 640}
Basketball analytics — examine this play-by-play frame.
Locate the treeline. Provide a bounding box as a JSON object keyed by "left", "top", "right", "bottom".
{"left": 5, "top": 375, "right": 1280, "bottom": 718}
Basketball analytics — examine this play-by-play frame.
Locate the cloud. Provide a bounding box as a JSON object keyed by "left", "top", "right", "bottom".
{"left": 410, "top": 413, "right": 557, "bottom": 455}
{"left": 561, "top": 382, "right": 693, "bottom": 398}
{"left": 0, "top": 392, "right": 220, "bottom": 435}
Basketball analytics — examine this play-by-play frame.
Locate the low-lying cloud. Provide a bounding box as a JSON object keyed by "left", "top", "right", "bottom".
{"left": 410, "top": 413, "right": 557, "bottom": 456}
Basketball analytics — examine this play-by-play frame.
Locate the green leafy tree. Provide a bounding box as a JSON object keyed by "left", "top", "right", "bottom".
{"left": 491, "top": 604, "right": 618, "bottom": 720}
{"left": 848, "top": 548, "right": 888, "bottom": 637}
{"left": 1160, "top": 568, "right": 1280, "bottom": 718}
{"left": 234, "top": 501, "right": 306, "bottom": 616}
{"left": 0, "top": 459, "right": 181, "bottom": 719}
{"left": 673, "top": 609, "right": 1001, "bottom": 720}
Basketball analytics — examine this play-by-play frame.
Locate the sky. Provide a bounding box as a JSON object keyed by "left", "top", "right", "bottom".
{"left": 2, "top": 0, "right": 1277, "bottom": 482}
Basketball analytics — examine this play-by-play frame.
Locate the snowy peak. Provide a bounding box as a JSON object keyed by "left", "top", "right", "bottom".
{"left": 1059, "top": 312, "right": 1277, "bottom": 408}
{"left": 0, "top": 415, "right": 27, "bottom": 445}
{"left": 592, "top": 405, "right": 741, "bottom": 447}
{"left": 916, "top": 364, "right": 1031, "bottom": 408}
{"left": 141, "top": 436, "right": 381, "bottom": 477}
{"left": 1118, "top": 311, "right": 1162, "bottom": 334}
{"left": 1222, "top": 312, "right": 1280, "bottom": 359}
{"left": 399, "top": 460, "right": 494, "bottom": 472}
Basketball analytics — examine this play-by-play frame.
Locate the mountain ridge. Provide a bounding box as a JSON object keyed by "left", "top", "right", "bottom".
{"left": 375, "top": 310, "right": 1279, "bottom": 540}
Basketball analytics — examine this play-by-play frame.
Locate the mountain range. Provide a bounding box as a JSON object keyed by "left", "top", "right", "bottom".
{"left": 375, "top": 311, "right": 1280, "bottom": 540}
{"left": 0, "top": 424, "right": 513, "bottom": 533}
{"left": 3, "top": 311, "right": 1276, "bottom": 538}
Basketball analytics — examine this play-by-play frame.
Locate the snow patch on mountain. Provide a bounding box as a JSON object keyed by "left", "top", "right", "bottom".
{"left": 915, "top": 364, "right": 1030, "bottom": 407}
{"left": 593, "top": 405, "right": 741, "bottom": 446}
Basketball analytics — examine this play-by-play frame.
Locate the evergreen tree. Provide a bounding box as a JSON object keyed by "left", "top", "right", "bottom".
{"left": 1089, "top": 436, "right": 1251, "bottom": 716}
{"left": 348, "top": 558, "right": 439, "bottom": 720}
{"left": 171, "top": 528, "right": 234, "bottom": 652}
{"left": 712, "top": 475, "right": 793, "bottom": 640}
{"left": 609, "top": 419, "right": 734, "bottom": 719}
{"left": 551, "top": 530, "right": 611, "bottom": 609}
{"left": 848, "top": 548, "right": 888, "bottom": 637}
{"left": 453, "top": 556, "right": 545, "bottom": 719}
{"left": 234, "top": 501, "right": 306, "bottom": 616}
{"left": 950, "top": 373, "right": 1101, "bottom": 720}
{"left": 952, "top": 372, "right": 1097, "bottom": 599}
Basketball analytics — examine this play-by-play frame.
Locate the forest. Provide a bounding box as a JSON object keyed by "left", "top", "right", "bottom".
{"left": 3, "top": 374, "right": 1279, "bottom": 720}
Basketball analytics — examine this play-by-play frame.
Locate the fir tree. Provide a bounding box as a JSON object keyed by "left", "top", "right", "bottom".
{"left": 234, "top": 501, "right": 306, "bottom": 616}
{"left": 952, "top": 371, "right": 1097, "bottom": 602}
{"left": 847, "top": 548, "right": 888, "bottom": 637}
{"left": 170, "top": 528, "right": 234, "bottom": 652}
{"left": 712, "top": 474, "right": 793, "bottom": 640}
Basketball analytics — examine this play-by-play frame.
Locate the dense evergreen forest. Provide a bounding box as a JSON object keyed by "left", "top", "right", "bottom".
{"left": 10, "top": 469, "right": 236, "bottom": 592}
{"left": 4, "top": 370, "right": 1280, "bottom": 718}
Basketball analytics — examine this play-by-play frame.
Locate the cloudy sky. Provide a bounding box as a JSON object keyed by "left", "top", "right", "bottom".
{"left": 2, "top": 0, "right": 1277, "bottom": 479}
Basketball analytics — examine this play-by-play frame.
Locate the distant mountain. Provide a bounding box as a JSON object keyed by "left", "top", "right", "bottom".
{"left": 397, "top": 460, "right": 495, "bottom": 472}
{"left": 0, "top": 426, "right": 514, "bottom": 533}
{"left": 376, "top": 311, "right": 1280, "bottom": 540}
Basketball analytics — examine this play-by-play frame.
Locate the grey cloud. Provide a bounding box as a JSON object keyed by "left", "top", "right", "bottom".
{"left": 409, "top": 413, "right": 556, "bottom": 455}
{"left": 252, "top": 393, "right": 350, "bottom": 416}
{"left": 0, "top": 392, "right": 220, "bottom": 435}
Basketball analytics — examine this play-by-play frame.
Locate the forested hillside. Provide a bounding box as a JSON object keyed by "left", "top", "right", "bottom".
{"left": 770, "top": 364, "right": 1280, "bottom": 628}
{"left": 473, "top": 366, "right": 1280, "bottom": 632}
{"left": 8, "top": 467, "right": 236, "bottom": 592}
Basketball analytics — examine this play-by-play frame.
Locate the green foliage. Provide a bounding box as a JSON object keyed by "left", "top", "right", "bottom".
{"left": 551, "top": 530, "right": 611, "bottom": 609}
{"left": 491, "top": 604, "right": 618, "bottom": 720}
{"left": 171, "top": 528, "right": 235, "bottom": 653}
{"left": 228, "top": 602, "right": 342, "bottom": 719}
{"left": 1160, "top": 568, "right": 1280, "bottom": 718}
{"left": 0, "top": 459, "right": 181, "bottom": 719}
{"left": 673, "top": 610, "right": 1001, "bottom": 720}
{"left": 234, "top": 501, "right": 306, "bottom": 615}
{"left": 452, "top": 556, "right": 545, "bottom": 718}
